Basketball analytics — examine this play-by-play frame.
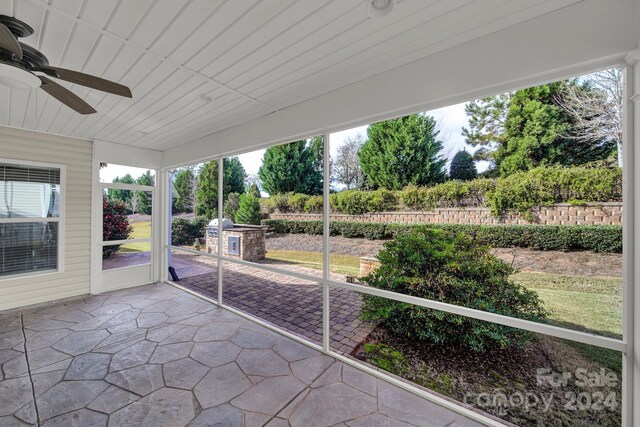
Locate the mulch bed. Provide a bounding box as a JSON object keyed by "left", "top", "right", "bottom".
{"left": 355, "top": 329, "right": 622, "bottom": 427}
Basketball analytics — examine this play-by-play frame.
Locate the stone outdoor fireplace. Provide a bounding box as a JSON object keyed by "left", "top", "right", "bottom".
{"left": 205, "top": 220, "right": 266, "bottom": 262}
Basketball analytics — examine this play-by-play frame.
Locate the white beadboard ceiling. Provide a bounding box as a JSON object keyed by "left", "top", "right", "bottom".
{"left": 0, "top": 0, "right": 585, "bottom": 151}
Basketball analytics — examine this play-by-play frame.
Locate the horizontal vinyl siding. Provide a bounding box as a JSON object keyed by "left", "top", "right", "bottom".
{"left": 0, "top": 126, "right": 93, "bottom": 310}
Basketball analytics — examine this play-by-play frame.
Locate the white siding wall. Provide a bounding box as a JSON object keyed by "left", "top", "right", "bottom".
{"left": 0, "top": 126, "right": 92, "bottom": 310}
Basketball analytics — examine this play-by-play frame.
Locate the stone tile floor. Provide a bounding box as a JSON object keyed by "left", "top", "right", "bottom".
{"left": 0, "top": 283, "right": 484, "bottom": 427}
{"left": 171, "top": 253, "right": 375, "bottom": 355}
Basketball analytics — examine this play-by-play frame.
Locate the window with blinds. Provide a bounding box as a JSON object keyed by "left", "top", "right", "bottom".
{"left": 0, "top": 162, "right": 62, "bottom": 277}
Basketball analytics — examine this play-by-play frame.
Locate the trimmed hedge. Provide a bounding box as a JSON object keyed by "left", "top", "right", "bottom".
{"left": 171, "top": 216, "right": 208, "bottom": 246}
{"left": 262, "top": 219, "right": 622, "bottom": 253}
{"left": 260, "top": 166, "right": 622, "bottom": 217}
{"left": 488, "top": 166, "right": 622, "bottom": 218}
{"left": 330, "top": 189, "right": 397, "bottom": 215}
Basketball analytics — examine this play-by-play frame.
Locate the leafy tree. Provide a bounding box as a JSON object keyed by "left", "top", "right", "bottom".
{"left": 332, "top": 134, "right": 364, "bottom": 189}
{"left": 195, "top": 158, "right": 246, "bottom": 219}
{"left": 555, "top": 68, "right": 623, "bottom": 166}
{"left": 234, "top": 194, "right": 261, "bottom": 225}
{"left": 244, "top": 173, "right": 262, "bottom": 197}
{"left": 173, "top": 167, "right": 197, "bottom": 212}
{"left": 258, "top": 139, "right": 322, "bottom": 195}
{"left": 223, "top": 192, "right": 241, "bottom": 220}
{"left": 102, "top": 197, "right": 132, "bottom": 257}
{"left": 135, "top": 170, "right": 154, "bottom": 215}
{"left": 359, "top": 114, "right": 446, "bottom": 190}
{"left": 449, "top": 150, "right": 477, "bottom": 180}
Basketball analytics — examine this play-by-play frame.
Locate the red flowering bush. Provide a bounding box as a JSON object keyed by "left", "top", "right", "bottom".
{"left": 103, "top": 197, "right": 132, "bottom": 257}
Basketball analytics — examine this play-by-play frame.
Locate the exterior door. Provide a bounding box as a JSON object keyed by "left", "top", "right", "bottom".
{"left": 97, "top": 181, "right": 156, "bottom": 293}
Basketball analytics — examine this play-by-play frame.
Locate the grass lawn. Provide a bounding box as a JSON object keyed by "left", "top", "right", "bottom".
{"left": 118, "top": 220, "right": 152, "bottom": 253}
{"left": 265, "top": 249, "right": 360, "bottom": 276}
{"left": 266, "top": 249, "right": 622, "bottom": 339}
{"left": 512, "top": 271, "right": 622, "bottom": 339}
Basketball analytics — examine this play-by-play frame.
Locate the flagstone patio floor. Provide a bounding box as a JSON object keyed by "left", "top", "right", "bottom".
{"left": 0, "top": 283, "right": 484, "bottom": 426}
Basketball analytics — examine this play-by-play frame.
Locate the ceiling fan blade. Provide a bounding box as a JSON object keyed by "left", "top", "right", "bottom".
{"left": 38, "top": 66, "right": 132, "bottom": 98}
{"left": 38, "top": 76, "right": 97, "bottom": 115}
{"left": 0, "top": 23, "right": 22, "bottom": 60}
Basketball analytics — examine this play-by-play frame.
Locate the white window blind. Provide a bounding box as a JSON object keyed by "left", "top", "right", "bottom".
{"left": 0, "top": 162, "right": 62, "bottom": 277}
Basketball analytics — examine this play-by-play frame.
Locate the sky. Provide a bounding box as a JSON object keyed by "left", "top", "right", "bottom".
{"left": 100, "top": 164, "right": 154, "bottom": 183}
{"left": 237, "top": 101, "right": 490, "bottom": 179}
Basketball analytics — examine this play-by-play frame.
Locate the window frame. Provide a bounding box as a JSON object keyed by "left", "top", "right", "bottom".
{"left": 0, "top": 158, "right": 66, "bottom": 281}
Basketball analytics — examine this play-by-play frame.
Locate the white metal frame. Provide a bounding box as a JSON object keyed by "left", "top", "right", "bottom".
{"left": 97, "top": 181, "right": 155, "bottom": 252}
{"left": 163, "top": 60, "right": 638, "bottom": 426}
{"left": 0, "top": 158, "right": 65, "bottom": 281}
{"left": 91, "top": 162, "right": 158, "bottom": 294}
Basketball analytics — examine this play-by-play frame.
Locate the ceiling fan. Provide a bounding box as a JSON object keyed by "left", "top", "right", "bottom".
{"left": 0, "top": 14, "right": 132, "bottom": 115}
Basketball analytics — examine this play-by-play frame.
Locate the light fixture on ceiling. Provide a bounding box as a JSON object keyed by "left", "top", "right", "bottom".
{"left": 197, "top": 94, "right": 214, "bottom": 104}
{"left": 366, "top": 0, "right": 396, "bottom": 18}
{"left": 0, "top": 62, "right": 41, "bottom": 90}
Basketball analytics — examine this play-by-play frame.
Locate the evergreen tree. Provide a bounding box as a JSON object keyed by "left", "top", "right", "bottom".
{"left": 449, "top": 150, "right": 477, "bottom": 180}
{"left": 359, "top": 114, "right": 446, "bottom": 190}
{"left": 107, "top": 174, "right": 135, "bottom": 206}
{"left": 234, "top": 194, "right": 261, "bottom": 225}
{"left": 461, "top": 93, "right": 510, "bottom": 165}
{"left": 463, "top": 81, "right": 615, "bottom": 176}
{"left": 258, "top": 139, "right": 322, "bottom": 195}
{"left": 173, "top": 167, "right": 197, "bottom": 212}
{"left": 195, "top": 158, "right": 246, "bottom": 219}
{"left": 308, "top": 135, "right": 324, "bottom": 174}
{"left": 135, "top": 170, "right": 154, "bottom": 215}
{"left": 223, "top": 192, "right": 241, "bottom": 220}
{"left": 247, "top": 183, "right": 261, "bottom": 198}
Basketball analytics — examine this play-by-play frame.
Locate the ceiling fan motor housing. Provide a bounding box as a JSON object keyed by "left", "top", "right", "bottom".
{"left": 0, "top": 14, "right": 130, "bottom": 114}
{"left": 0, "top": 15, "right": 34, "bottom": 38}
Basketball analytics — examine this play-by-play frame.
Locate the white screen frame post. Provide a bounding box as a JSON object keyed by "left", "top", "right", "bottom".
{"left": 624, "top": 51, "right": 640, "bottom": 427}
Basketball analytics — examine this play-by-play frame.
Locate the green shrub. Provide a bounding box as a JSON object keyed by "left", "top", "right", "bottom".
{"left": 258, "top": 198, "right": 273, "bottom": 215}
{"left": 288, "top": 193, "right": 310, "bottom": 212}
{"left": 261, "top": 219, "right": 622, "bottom": 253}
{"left": 489, "top": 166, "right": 622, "bottom": 218}
{"left": 304, "top": 195, "right": 323, "bottom": 213}
{"left": 331, "top": 189, "right": 397, "bottom": 215}
{"left": 269, "top": 193, "right": 292, "bottom": 213}
{"left": 265, "top": 166, "right": 620, "bottom": 216}
{"left": 235, "top": 194, "right": 261, "bottom": 225}
{"left": 361, "top": 228, "right": 546, "bottom": 352}
{"left": 223, "top": 192, "right": 241, "bottom": 220}
{"left": 171, "top": 216, "right": 208, "bottom": 246}
{"left": 399, "top": 179, "right": 495, "bottom": 210}
{"left": 103, "top": 197, "right": 132, "bottom": 257}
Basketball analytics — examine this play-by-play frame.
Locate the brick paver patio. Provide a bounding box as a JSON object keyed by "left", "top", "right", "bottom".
{"left": 171, "top": 253, "right": 375, "bottom": 355}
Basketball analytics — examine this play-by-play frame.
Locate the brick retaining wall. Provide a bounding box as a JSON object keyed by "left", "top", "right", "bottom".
{"left": 268, "top": 203, "right": 622, "bottom": 226}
